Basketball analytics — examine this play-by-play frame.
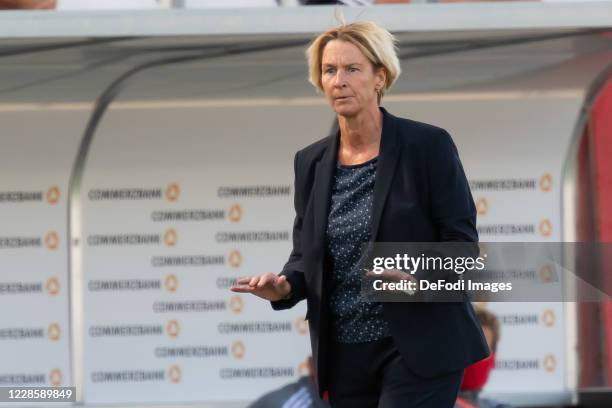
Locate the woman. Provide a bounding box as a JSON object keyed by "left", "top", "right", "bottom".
{"left": 231, "top": 21, "right": 489, "bottom": 408}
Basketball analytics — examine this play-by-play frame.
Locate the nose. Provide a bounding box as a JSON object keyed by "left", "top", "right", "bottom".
{"left": 333, "top": 70, "right": 347, "bottom": 88}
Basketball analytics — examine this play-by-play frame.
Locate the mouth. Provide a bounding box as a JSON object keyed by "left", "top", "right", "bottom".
{"left": 334, "top": 96, "right": 351, "bottom": 102}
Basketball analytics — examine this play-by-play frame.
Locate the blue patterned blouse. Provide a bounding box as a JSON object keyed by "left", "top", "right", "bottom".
{"left": 326, "top": 156, "right": 392, "bottom": 343}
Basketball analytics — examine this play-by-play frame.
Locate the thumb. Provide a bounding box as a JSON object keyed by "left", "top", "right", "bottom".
{"left": 275, "top": 275, "right": 290, "bottom": 293}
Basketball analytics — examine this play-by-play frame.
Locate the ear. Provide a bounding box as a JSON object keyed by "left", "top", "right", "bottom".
{"left": 375, "top": 66, "right": 387, "bottom": 90}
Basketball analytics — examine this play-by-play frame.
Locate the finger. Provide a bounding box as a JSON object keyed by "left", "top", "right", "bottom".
{"left": 365, "top": 268, "right": 384, "bottom": 276}
{"left": 230, "top": 284, "right": 255, "bottom": 293}
{"left": 274, "top": 275, "right": 291, "bottom": 296}
{"left": 249, "top": 276, "right": 260, "bottom": 287}
{"left": 273, "top": 275, "right": 287, "bottom": 289}
{"left": 257, "top": 273, "right": 272, "bottom": 288}
{"left": 392, "top": 269, "right": 411, "bottom": 278}
{"left": 236, "top": 276, "right": 251, "bottom": 285}
{"left": 386, "top": 269, "right": 412, "bottom": 282}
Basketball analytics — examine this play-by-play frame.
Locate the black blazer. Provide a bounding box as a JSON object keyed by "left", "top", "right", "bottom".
{"left": 271, "top": 107, "right": 490, "bottom": 396}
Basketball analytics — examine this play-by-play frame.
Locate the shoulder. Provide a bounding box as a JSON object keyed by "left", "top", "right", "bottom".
{"left": 296, "top": 133, "right": 332, "bottom": 161}
{"left": 293, "top": 132, "right": 334, "bottom": 173}
{"left": 390, "top": 112, "right": 452, "bottom": 148}
{"left": 386, "top": 111, "right": 459, "bottom": 161}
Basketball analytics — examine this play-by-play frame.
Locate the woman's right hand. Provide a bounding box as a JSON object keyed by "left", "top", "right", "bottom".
{"left": 230, "top": 272, "right": 292, "bottom": 302}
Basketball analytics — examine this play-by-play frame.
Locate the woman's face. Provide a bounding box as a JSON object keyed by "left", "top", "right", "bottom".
{"left": 320, "top": 39, "right": 385, "bottom": 118}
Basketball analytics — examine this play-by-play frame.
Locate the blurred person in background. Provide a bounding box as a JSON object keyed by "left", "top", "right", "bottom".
{"left": 248, "top": 357, "right": 330, "bottom": 408}
{"left": 455, "top": 307, "right": 512, "bottom": 408}
{"left": 232, "top": 20, "right": 489, "bottom": 408}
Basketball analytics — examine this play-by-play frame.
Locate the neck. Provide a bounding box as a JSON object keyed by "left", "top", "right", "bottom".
{"left": 337, "top": 105, "right": 382, "bottom": 150}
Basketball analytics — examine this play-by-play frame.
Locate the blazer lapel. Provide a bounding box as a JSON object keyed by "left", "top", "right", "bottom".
{"left": 310, "top": 107, "right": 398, "bottom": 264}
{"left": 370, "top": 107, "right": 400, "bottom": 241}
{"left": 312, "top": 129, "right": 340, "bottom": 267}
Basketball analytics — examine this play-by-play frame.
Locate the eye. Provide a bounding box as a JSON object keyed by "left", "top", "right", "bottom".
{"left": 324, "top": 68, "right": 335, "bottom": 74}
{"left": 349, "top": 67, "right": 359, "bottom": 72}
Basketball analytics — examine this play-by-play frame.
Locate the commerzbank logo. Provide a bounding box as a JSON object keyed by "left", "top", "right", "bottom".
{"left": 229, "top": 296, "right": 243, "bottom": 314}
{"left": 45, "top": 231, "right": 59, "bottom": 250}
{"left": 297, "top": 359, "right": 309, "bottom": 377}
{"left": 231, "top": 341, "right": 245, "bottom": 360}
{"left": 48, "top": 369, "right": 63, "bottom": 386}
{"left": 538, "top": 265, "right": 554, "bottom": 283}
{"left": 539, "top": 219, "right": 552, "bottom": 237}
{"left": 164, "top": 274, "right": 178, "bottom": 292}
{"left": 541, "top": 309, "right": 555, "bottom": 327}
{"left": 228, "top": 250, "right": 242, "bottom": 268}
{"left": 46, "top": 186, "right": 60, "bottom": 205}
{"left": 543, "top": 354, "right": 556, "bottom": 373}
{"left": 47, "top": 323, "right": 61, "bottom": 341}
{"left": 295, "top": 316, "right": 308, "bottom": 335}
{"left": 167, "top": 365, "right": 181, "bottom": 383}
{"left": 164, "top": 229, "right": 177, "bottom": 247}
{"left": 46, "top": 277, "right": 60, "bottom": 296}
{"left": 539, "top": 174, "right": 553, "bottom": 192}
{"left": 228, "top": 204, "right": 242, "bottom": 223}
{"left": 166, "top": 320, "right": 180, "bottom": 338}
{"left": 165, "top": 183, "right": 180, "bottom": 202}
{"left": 475, "top": 197, "right": 488, "bottom": 216}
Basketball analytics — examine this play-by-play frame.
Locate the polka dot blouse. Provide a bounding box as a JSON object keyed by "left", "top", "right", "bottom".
{"left": 326, "top": 156, "right": 392, "bottom": 343}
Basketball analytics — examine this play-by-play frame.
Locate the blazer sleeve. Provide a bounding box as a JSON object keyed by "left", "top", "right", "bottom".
{"left": 406, "top": 129, "right": 479, "bottom": 298}
{"left": 270, "top": 152, "right": 308, "bottom": 310}
{"left": 426, "top": 129, "right": 478, "bottom": 244}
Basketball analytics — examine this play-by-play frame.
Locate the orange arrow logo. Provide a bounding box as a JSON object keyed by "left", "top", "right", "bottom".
{"left": 46, "top": 277, "right": 60, "bottom": 296}
{"left": 475, "top": 197, "right": 488, "bottom": 216}
{"left": 541, "top": 309, "right": 555, "bottom": 327}
{"left": 228, "top": 250, "right": 242, "bottom": 268}
{"left": 229, "top": 296, "right": 243, "bottom": 314}
{"left": 165, "top": 183, "right": 180, "bottom": 202}
{"left": 228, "top": 204, "right": 242, "bottom": 223}
{"left": 45, "top": 231, "right": 59, "bottom": 250}
{"left": 539, "top": 219, "right": 552, "bottom": 237}
{"left": 231, "top": 341, "right": 245, "bottom": 359}
{"left": 164, "top": 274, "right": 178, "bottom": 292}
{"left": 167, "top": 365, "right": 182, "bottom": 383}
{"left": 164, "top": 229, "right": 177, "bottom": 247}
{"left": 48, "top": 369, "right": 63, "bottom": 386}
{"left": 47, "top": 323, "right": 61, "bottom": 341}
{"left": 295, "top": 316, "right": 308, "bottom": 335}
{"left": 166, "top": 320, "right": 180, "bottom": 338}
{"left": 539, "top": 174, "right": 553, "bottom": 192}
{"left": 539, "top": 264, "right": 554, "bottom": 283}
{"left": 543, "top": 354, "right": 556, "bottom": 373}
{"left": 46, "top": 186, "right": 60, "bottom": 205}
{"left": 297, "top": 359, "right": 310, "bottom": 377}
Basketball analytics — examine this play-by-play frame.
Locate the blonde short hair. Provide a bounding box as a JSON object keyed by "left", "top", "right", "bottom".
{"left": 305, "top": 21, "right": 401, "bottom": 102}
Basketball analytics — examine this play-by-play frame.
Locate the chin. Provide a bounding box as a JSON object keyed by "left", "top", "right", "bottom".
{"left": 333, "top": 105, "right": 360, "bottom": 118}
